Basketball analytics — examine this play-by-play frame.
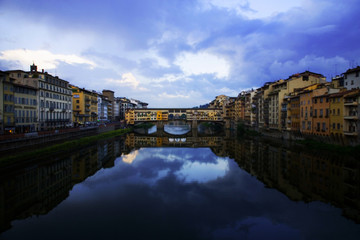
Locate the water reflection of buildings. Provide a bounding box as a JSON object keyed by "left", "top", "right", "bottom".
{"left": 124, "top": 133, "right": 360, "bottom": 223}
{"left": 125, "top": 133, "right": 227, "bottom": 157}
{"left": 1, "top": 134, "right": 359, "bottom": 233}
{"left": 0, "top": 137, "right": 127, "bottom": 233}
{"left": 231, "top": 139, "right": 360, "bottom": 223}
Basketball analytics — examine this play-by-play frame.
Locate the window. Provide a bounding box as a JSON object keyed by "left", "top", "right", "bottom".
{"left": 356, "top": 72, "right": 359, "bottom": 77}
{"left": 351, "top": 80, "right": 354, "bottom": 85}
{"left": 337, "top": 123, "right": 340, "bottom": 130}
{"left": 76, "top": 100, "right": 79, "bottom": 103}
{"left": 314, "top": 109, "right": 317, "bottom": 117}
{"left": 337, "top": 109, "right": 340, "bottom": 115}
{"left": 320, "top": 98, "right": 323, "bottom": 103}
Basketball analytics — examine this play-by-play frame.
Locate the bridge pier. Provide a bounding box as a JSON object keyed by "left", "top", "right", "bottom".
{"left": 156, "top": 121, "right": 164, "bottom": 130}
{"left": 191, "top": 120, "right": 198, "bottom": 129}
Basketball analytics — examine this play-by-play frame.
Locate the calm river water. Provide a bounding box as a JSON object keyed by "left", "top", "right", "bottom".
{"left": 0, "top": 125, "right": 359, "bottom": 240}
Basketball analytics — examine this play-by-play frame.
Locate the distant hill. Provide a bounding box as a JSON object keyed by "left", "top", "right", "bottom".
{"left": 193, "top": 103, "right": 209, "bottom": 109}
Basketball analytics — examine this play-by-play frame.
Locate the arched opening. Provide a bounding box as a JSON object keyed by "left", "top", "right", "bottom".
{"left": 164, "top": 120, "right": 191, "bottom": 135}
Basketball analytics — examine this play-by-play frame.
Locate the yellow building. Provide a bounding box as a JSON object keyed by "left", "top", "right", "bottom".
{"left": 13, "top": 83, "right": 38, "bottom": 133}
{"left": 125, "top": 109, "right": 135, "bottom": 125}
{"left": 0, "top": 71, "right": 15, "bottom": 134}
{"left": 329, "top": 91, "right": 347, "bottom": 137}
{"left": 266, "top": 71, "right": 327, "bottom": 130}
{"left": 71, "top": 86, "right": 98, "bottom": 125}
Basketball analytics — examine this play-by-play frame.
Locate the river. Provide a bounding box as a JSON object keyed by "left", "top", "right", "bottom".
{"left": 0, "top": 124, "right": 359, "bottom": 240}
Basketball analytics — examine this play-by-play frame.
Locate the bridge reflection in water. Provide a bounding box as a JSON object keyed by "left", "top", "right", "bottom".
{"left": 133, "top": 120, "right": 226, "bottom": 138}
{"left": 0, "top": 132, "right": 359, "bottom": 238}
{"left": 125, "top": 133, "right": 360, "bottom": 223}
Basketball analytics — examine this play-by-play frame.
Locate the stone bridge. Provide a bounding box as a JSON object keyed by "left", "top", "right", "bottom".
{"left": 125, "top": 108, "right": 225, "bottom": 129}
{"left": 125, "top": 133, "right": 226, "bottom": 150}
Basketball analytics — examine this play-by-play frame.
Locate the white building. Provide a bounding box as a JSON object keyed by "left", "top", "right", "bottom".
{"left": 344, "top": 66, "right": 360, "bottom": 90}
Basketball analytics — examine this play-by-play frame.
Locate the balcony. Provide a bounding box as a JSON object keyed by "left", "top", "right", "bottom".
{"left": 344, "top": 131, "right": 358, "bottom": 136}
{"left": 49, "top": 106, "right": 55, "bottom": 111}
{"left": 85, "top": 104, "right": 90, "bottom": 107}
{"left": 344, "top": 101, "right": 358, "bottom": 106}
{"left": 85, "top": 108, "right": 90, "bottom": 112}
{"left": 344, "top": 116, "right": 358, "bottom": 120}
{"left": 85, "top": 97, "right": 90, "bottom": 102}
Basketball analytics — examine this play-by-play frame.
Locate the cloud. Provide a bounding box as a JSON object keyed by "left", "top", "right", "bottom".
{"left": 176, "top": 157, "right": 230, "bottom": 183}
{"left": 152, "top": 74, "right": 193, "bottom": 83}
{"left": 175, "top": 51, "right": 230, "bottom": 79}
{"left": 122, "top": 150, "right": 139, "bottom": 164}
{"left": 105, "top": 72, "right": 148, "bottom": 91}
{"left": 0, "top": 49, "right": 96, "bottom": 70}
{"left": 269, "top": 55, "right": 350, "bottom": 78}
{"left": 158, "top": 92, "right": 190, "bottom": 99}
{"left": 219, "top": 87, "right": 239, "bottom": 96}
{"left": 199, "top": 0, "right": 303, "bottom": 19}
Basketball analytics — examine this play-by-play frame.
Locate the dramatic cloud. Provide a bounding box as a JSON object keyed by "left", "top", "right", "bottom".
{"left": 0, "top": 0, "right": 359, "bottom": 107}
{"left": 105, "top": 73, "right": 148, "bottom": 92}
{"left": 0, "top": 49, "right": 96, "bottom": 70}
{"left": 175, "top": 51, "right": 230, "bottom": 79}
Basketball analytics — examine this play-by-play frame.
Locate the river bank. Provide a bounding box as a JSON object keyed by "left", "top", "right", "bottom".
{"left": 0, "top": 128, "right": 131, "bottom": 166}
{"left": 237, "top": 123, "right": 360, "bottom": 155}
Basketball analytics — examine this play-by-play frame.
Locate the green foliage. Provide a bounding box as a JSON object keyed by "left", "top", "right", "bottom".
{"left": 134, "top": 123, "right": 154, "bottom": 129}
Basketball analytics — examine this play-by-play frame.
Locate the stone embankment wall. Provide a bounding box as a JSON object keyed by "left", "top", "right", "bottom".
{"left": 0, "top": 123, "right": 121, "bottom": 153}
{"left": 251, "top": 127, "right": 359, "bottom": 146}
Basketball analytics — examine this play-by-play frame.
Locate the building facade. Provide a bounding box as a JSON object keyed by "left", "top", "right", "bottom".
{"left": 343, "top": 66, "right": 360, "bottom": 90}
{"left": 7, "top": 64, "right": 73, "bottom": 130}
{"left": 1, "top": 71, "right": 15, "bottom": 134}
{"left": 343, "top": 90, "right": 360, "bottom": 143}
{"left": 71, "top": 86, "right": 98, "bottom": 125}
{"left": 13, "top": 83, "right": 38, "bottom": 133}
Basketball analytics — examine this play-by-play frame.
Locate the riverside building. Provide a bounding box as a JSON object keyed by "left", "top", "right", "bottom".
{"left": 6, "top": 64, "right": 73, "bottom": 131}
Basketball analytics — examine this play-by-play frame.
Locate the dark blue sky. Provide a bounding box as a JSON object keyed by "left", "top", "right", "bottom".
{"left": 1, "top": 0, "right": 359, "bottom": 107}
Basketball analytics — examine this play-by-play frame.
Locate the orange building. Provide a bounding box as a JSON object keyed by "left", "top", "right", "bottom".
{"left": 312, "top": 93, "right": 331, "bottom": 136}
{"left": 299, "top": 85, "right": 327, "bottom": 134}
{"left": 288, "top": 95, "right": 300, "bottom": 132}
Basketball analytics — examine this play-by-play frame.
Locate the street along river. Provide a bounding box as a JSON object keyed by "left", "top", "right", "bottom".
{"left": 0, "top": 125, "right": 359, "bottom": 239}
